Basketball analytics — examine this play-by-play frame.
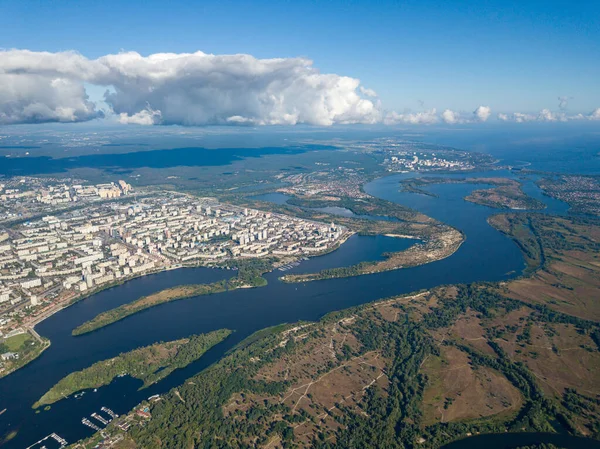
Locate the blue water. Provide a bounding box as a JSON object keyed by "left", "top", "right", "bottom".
{"left": 287, "top": 234, "right": 416, "bottom": 274}
{"left": 442, "top": 432, "right": 600, "bottom": 449}
{"left": 252, "top": 192, "right": 292, "bottom": 205}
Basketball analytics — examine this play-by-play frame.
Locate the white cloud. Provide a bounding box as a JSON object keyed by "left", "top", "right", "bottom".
{"left": 497, "top": 112, "right": 536, "bottom": 123}
{"left": 118, "top": 104, "right": 162, "bottom": 125}
{"left": 538, "top": 108, "right": 567, "bottom": 122}
{"left": 359, "top": 86, "right": 378, "bottom": 97}
{"left": 440, "top": 106, "right": 491, "bottom": 124}
{"left": 1, "top": 49, "right": 596, "bottom": 128}
{"left": 0, "top": 49, "right": 381, "bottom": 126}
{"left": 474, "top": 105, "right": 491, "bottom": 122}
{"left": 497, "top": 107, "right": 600, "bottom": 123}
{"left": 0, "top": 72, "right": 102, "bottom": 124}
{"left": 384, "top": 109, "right": 439, "bottom": 125}
{"left": 441, "top": 109, "right": 459, "bottom": 124}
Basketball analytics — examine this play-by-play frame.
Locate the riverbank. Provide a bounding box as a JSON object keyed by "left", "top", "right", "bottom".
{"left": 0, "top": 171, "right": 534, "bottom": 449}
{"left": 281, "top": 227, "right": 463, "bottom": 282}
{"left": 245, "top": 191, "right": 465, "bottom": 283}
{"left": 0, "top": 329, "right": 50, "bottom": 380}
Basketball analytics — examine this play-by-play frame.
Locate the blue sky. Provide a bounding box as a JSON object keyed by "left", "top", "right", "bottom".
{"left": 0, "top": 0, "right": 599, "bottom": 119}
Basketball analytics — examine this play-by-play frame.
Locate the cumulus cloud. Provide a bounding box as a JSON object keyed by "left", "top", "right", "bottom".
{"left": 0, "top": 71, "right": 102, "bottom": 124}
{"left": 497, "top": 112, "right": 536, "bottom": 123}
{"left": 359, "top": 86, "right": 378, "bottom": 97}
{"left": 538, "top": 108, "right": 567, "bottom": 122}
{"left": 384, "top": 109, "right": 439, "bottom": 125}
{"left": 385, "top": 105, "right": 492, "bottom": 126}
{"left": 497, "top": 107, "right": 600, "bottom": 123}
{"left": 118, "top": 104, "right": 162, "bottom": 125}
{"left": 1, "top": 49, "right": 596, "bottom": 128}
{"left": 441, "top": 109, "right": 459, "bottom": 124}
{"left": 440, "top": 106, "right": 491, "bottom": 124}
{"left": 0, "top": 49, "right": 381, "bottom": 126}
{"left": 474, "top": 105, "right": 491, "bottom": 122}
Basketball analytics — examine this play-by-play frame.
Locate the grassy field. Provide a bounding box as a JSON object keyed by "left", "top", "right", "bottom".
{"left": 420, "top": 345, "right": 523, "bottom": 426}
{"left": 0, "top": 331, "right": 50, "bottom": 380}
{"left": 490, "top": 213, "right": 600, "bottom": 321}
{"left": 3, "top": 333, "right": 32, "bottom": 351}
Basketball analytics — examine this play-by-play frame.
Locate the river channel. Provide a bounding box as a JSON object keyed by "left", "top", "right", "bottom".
{"left": 2, "top": 171, "right": 592, "bottom": 449}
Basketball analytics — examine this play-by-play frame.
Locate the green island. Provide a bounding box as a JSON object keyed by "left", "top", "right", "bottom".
{"left": 34, "top": 329, "right": 231, "bottom": 408}
{"left": 401, "top": 177, "right": 546, "bottom": 210}
{"left": 72, "top": 259, "right": 271, "bottom": 336}
{"left": 0, "top": 330, "right": 50, "bottom": 380}
{"left": 72, "top": 213, "right": 600, "bottom": 449}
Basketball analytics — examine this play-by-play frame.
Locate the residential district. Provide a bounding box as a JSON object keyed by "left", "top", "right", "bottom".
{"left": 0, "top": 177, "right": 346, "bottom": 373}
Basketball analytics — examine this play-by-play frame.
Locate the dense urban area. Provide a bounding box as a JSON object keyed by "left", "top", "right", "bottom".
{"left": 0, "top": 178, "right": 347, "bottom": 377}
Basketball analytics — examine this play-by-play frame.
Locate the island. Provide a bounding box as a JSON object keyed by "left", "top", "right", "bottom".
{"left": 72, "top": 212, "right": 600, "bottom": 449}
{"left": 400, "top": 177, "right": 546, "bottom": 210}
{"left": 72, "top": 259, "right": 271, "bottom": 336}
{"left": 33, "top": 329, "right": 232, "bottom": 408}
{"left": 465, "top": 178, "right": 546, "bottom": 210}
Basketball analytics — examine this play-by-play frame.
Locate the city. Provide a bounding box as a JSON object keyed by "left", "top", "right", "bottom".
{"left": 0, "top": 177, "right": 347, "bottom": 377}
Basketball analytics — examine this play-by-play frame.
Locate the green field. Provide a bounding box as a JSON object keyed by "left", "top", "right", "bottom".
{"left": 3, "top": 333, "right": 32, "bottom": 351}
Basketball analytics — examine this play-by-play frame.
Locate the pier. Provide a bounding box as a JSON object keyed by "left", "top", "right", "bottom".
{"left": 101, "top": 406, "right": 118, "bottom": 419}
{"left": 81, "top": 418, "right": 101, "bottom": 432}
{"left": 26, "top": 433, "right": 67, "bottom": 449}
{"left": 91, "top": 412, "right": 109, "bottom": 426}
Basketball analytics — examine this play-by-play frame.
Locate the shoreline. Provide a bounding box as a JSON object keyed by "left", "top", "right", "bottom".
{"left": 0, "top": 331, "right": 51, "bottom": 380}
{"left": 26, "top": 264, "right": 206, "bottom": 330}
{"left": 70, "top": 235, "right": 360, "bottom": 336}
{"left": 281, "top": 228, "right": 465, "bottom": 283}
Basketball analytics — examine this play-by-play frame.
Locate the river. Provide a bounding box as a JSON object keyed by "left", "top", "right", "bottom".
{"left": 0, "top": 171, "right": 588, "bottom": 449}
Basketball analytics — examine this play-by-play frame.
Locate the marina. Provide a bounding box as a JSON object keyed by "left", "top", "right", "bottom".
{"left": 81, "top": 418, "right": 101, "bottom": 432}
{"left": 26, "top": 433, "right": 68, "bottom": 449}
